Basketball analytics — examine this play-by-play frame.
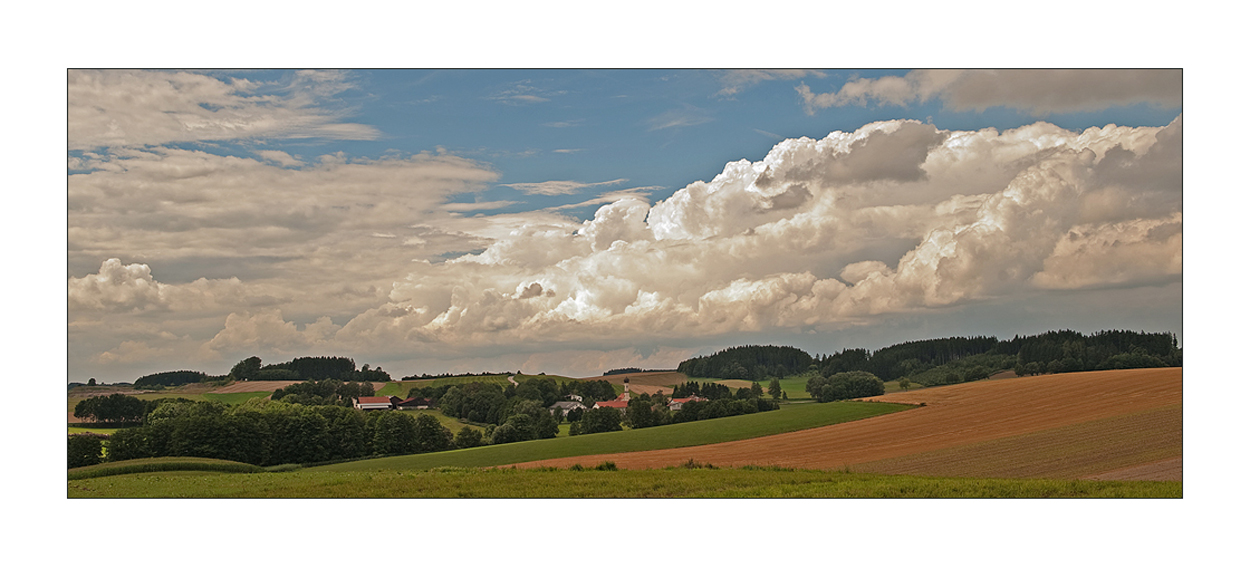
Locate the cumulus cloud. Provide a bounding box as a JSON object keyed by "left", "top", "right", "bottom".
{"left": 69, "top": 69, "right": 380, "bottom": 150}
{"left": 67, "top": 258, "right": 256, "bottom": 314}
{"left": 798, "top": 69, "right": 1181, "bottom": 115}
{"left": 68, "top": 147, "right": 504, "bottom": 377}
{"left": 69, "top": 149, "right": 499, "bottom": 273}
{"left": 205, "top": 309, "right": 341, "bottom": 356}
{"left": 323, "top": 115, "right": 1181, "bottom": 356}
{"left": 69, "top": 110, "right": 1181, "bottom": 379}
{"left": 256, "top": 150, "right": 304, "bottom": 167}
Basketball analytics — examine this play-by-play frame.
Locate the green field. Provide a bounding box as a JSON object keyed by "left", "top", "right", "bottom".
{"left": 68, "top": 426, "right": 124, "bottom": 435}
{"left": 67, "top": 466, "right": 1180, "bottom": 498}
{"left": 68, "top": 457, "right": 266, "bottom": 480}
{"left": 398, "top": 409, "right": 487, "bottom": 433}
{"left": 688, "top": 374, "right": 924, "bottom": 401}
{"left": 311, "top": 400, "right": 910, "bottom": 472}
{"left": 204, "top": 391, "right": 272, "bottom": 405}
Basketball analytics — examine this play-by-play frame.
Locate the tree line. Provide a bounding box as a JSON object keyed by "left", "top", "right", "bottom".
{"left": 271, "top": 380, "right": 376, "bottom": 406}
{"left": 677, "top": 345, "right": 814, "bottom": 381}
{"left": 602, "top": 368, "right": 674, "bottom": 376}
{"left": 75, "top": 397, "right": 463, "bottom": 468}
{"left": 231, "top": 356, "right": 393, "bottom": 383}
{"left": 676, "top": 329, "right": 1180, "bottom": 386}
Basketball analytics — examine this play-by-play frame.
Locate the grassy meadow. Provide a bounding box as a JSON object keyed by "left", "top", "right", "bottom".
{"left": 67, "top": 465, "right": 1180, "bottom": 498}
{"left": 311, "top": 400, "right": 911, "bottom": 472}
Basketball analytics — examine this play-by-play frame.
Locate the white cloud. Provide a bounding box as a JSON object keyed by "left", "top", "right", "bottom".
{"left": 205, "top": 309, "right": 340, "bottom": 356}
{"left": 545, "top": 187, "right": 661, "bottom": 212}
{"left": 647, "top": 106, "right": 713, "bottom": 131}
{"left": 487, "top": 81, "right": 565, "bottom": 105}
{"left": 443, "top": 200, "right": 521, "bottom": 212}
{"left": 68, "top": 112, "right": 1181, "bottom": 380}
{"left": 717, "top": 69, "right": 826, "bottom": 96}
{"left": 500, "top": 178, "right": 628, "bottom": 196}
{"left": 68, "top": 258, "right": 262, "bottom": 315}
{"left": 323, "top": 115, "right": 1181, "bottom": 357}
{"left": 68, "top": 259, "right": 168, "bottom": 312}
{"left": 69, "top": 70, "right": 380, "bottom": 150}
{"left": 798, "top": 69, "right": 1181, "bottom": 115}
{"left": 256, "top": 150, "right": 304, "bottom": 167}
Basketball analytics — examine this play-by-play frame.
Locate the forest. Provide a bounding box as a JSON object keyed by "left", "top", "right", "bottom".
{"left": 676, "top": 329, "right": 1180, "bottom": 387}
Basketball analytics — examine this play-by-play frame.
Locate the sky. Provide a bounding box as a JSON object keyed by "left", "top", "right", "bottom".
{"left": 66, "top": 69, "right": 1182, "bottom": 383}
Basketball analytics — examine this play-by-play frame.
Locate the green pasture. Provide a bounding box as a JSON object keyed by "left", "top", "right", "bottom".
{"left": 68, "top": 426, "right": 123, "bottom": 435}
{"left": 69, "top": 391, "right": 270, "bottom": 416}
{"left": 398, "top": 409, "right": 486, "bottom": 434}
{"left": 688, "top": 374, "right": 924, "bottom": 400}
{"left": 311, "top": 400, "right": 911, "bottom": 472}
{"left": 67, "top": 465, "right": 1180, "bottom": 498}
{"left": 68, "top": 457, "right": 265, "bottom": 480}
{"left": 374, "top": 382, "right": 407, "bottom": 397}
{"left": 382, "top": 374, "right": 587, "bottom": 398}
{"left": 204, "top": 391, "right": 272, "bottom": 405}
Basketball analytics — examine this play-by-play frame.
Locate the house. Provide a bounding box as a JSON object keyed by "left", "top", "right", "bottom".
{"left": 353, "top": 396, "right": 395, "bottom": 411}
{"left": 667, "top": 395, "right": 708, "bottom": 411}
{"left": 548, "top": 400, "right": 587, "bottom": 415}
{"left": 396, "top": 397, "right": 433, "bottom": 410}
{"left": 592, "top": 400, "right": 629, "bottom": 414}
{"left": 565, "top": 394, "right": 583, "bottom": 402}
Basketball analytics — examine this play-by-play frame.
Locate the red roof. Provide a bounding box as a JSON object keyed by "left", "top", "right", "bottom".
{"left": 356, "top": 396, "right": 392, "bottom": 404}
{"left": 594, "top": 400, "right": 629, "bottom": 408}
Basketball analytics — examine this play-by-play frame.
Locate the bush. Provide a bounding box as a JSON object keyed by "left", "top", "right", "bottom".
{"left": 454, "top": 427, "right": 484, "bottom": 449}
{"left": 68, "top": 435, "right": 104, "bottom": 468}
{"left": 578, "top": 407, "right": 624, "bottom": 435}
{"left": 807, "top": 371, "right": 885, "bottom": 402}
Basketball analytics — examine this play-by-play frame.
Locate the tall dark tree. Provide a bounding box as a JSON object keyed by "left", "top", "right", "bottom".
{"left": 454, "top": 427, "right": 484, "bottom": 449}
{"left": 230, "top": 356, "right": 262, "bottom": 381}
{"left": 576, "top": 407, "right": 623, "bottom": 435}
{"left": 413, "top": 414, "right": 455, "bottom": 453}
{"left": 68, "top": 435, "right": 104, "bottom": 468}
{"left": 768, "top": 377, "right": 782, "bottom": 400}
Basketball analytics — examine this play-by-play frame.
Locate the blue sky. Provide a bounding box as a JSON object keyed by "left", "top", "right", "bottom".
{"left": 67, "top": 69, "right": 1182, "bottom": 381}
{"left": 128, "top": 69, "right": 1181, "bottom": 220}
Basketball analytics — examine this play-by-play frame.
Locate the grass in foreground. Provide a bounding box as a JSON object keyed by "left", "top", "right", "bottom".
{"left": 67, "top": 466, "right": 1180, "bottom": 498}
{"left": 312, "top": 401, "right": 911, "bottom": 472}
{"left": 68, "top": 457, "right": 265, "bottom": 480}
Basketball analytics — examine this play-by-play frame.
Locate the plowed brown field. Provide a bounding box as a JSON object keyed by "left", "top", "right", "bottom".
{"left": 513, "top": 368, "right": 1181, "bottom": 479}
{"left": 580, "top": 371, "right": 688, "bottom": 395}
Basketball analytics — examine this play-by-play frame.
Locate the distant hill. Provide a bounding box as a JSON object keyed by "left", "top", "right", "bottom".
{"left": 677, "top": 329, "right": 1180, "bottom": 386}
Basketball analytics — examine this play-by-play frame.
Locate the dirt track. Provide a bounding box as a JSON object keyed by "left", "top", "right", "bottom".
{"left": 511, "top": 368, "right": 1182, "bottom": 479}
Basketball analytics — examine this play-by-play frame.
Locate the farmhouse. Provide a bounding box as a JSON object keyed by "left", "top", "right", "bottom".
{"left": 593, "top": 400, "right": 629, "bottom": 414}
{"left": 353, "top": 396, "right": 395, "bottom": 411}
{"left": 548, "top": 400, "right": 587, "bottom": 415}
{"left": 667, "top": 396, "right": 707, "bottom": 411}
{"left": 396, "top": 397, "right": 433, "bottom": 410}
